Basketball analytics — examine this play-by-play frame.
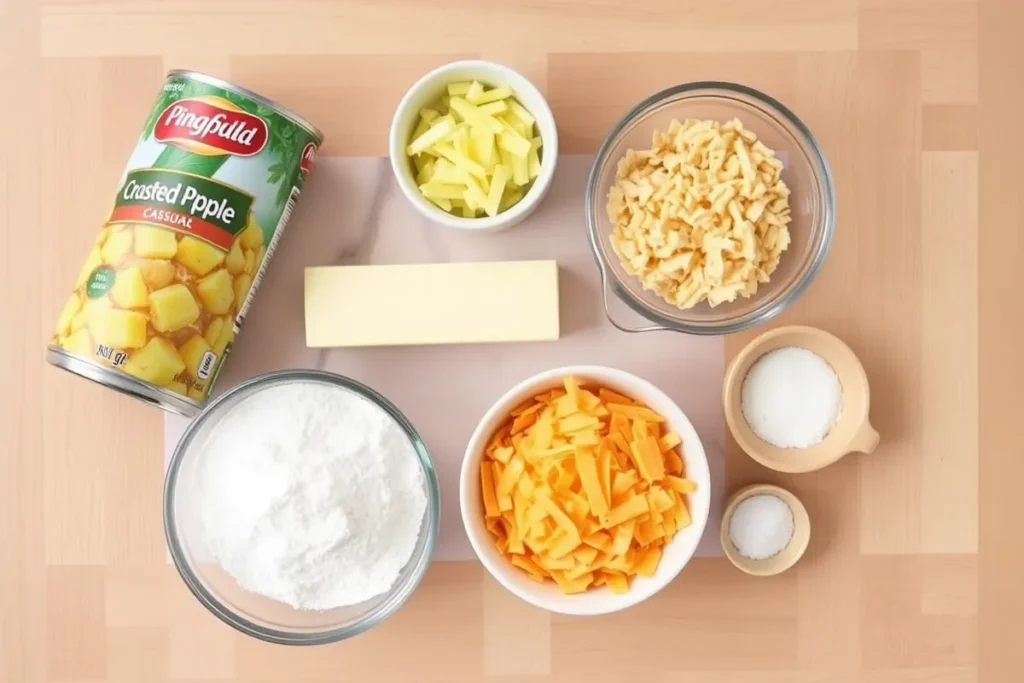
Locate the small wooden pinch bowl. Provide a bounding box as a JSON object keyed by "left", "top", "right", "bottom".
{"left": 723, "top": 325, "right": 879, "bottom": 474}
{"left": 721, "top": 484, "right": 810, "bottom": 576}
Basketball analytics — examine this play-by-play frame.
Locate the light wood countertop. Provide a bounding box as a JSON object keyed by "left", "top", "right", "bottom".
{"left": 2, "top": 0, "right": 1021, "bottom": 681}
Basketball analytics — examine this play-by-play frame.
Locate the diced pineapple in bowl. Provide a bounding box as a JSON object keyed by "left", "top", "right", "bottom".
{"left": 389, "top": 60, "right": 558, "bottom": 232}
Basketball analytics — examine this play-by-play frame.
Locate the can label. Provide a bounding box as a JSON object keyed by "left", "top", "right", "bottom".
{"left": 50, "top": 73, "right": 321, "bottom": 407}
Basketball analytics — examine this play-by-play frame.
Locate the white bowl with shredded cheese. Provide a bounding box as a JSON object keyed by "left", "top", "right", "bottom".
{"left": 460, "top": 365, "right": 711, "bottom": 615}
{"left": 165, "top": 370, "right": 440, "bottom": 645}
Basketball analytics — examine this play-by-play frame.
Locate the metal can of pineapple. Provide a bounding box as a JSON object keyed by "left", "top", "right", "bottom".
{"left": 47, "top": 70, "right": 323, "bottom": 416}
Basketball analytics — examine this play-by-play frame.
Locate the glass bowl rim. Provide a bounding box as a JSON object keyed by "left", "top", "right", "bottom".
{"left": 584, "top": 80, "right": 837, "bottom": 335}
{"left": 163, "top": 368, "right": 441, "bottom": 646}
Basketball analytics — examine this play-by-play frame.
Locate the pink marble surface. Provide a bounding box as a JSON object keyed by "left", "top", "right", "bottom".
{"left": 164, "top": 155, "right": 726, "bottom": 560}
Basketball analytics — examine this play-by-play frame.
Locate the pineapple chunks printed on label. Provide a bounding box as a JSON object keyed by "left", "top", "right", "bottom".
{"left": 52, "top": 219, "right": 265, "bottom": 398}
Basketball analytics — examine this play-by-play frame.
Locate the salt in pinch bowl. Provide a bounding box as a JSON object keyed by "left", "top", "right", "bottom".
{"left": 721, "top": 483, "right": 810, "bottom": 576}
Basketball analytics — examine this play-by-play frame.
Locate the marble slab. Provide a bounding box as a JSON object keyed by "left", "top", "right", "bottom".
{"left": 163, "top": 155, "right": 726, "bottom": 560}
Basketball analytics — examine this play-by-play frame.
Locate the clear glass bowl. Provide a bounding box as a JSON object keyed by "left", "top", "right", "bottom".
{"left": 164, "top": 370, "right": 441, "bottom": 646}
{"left": 585, "top": 82, "right": 835, "bottom": 335}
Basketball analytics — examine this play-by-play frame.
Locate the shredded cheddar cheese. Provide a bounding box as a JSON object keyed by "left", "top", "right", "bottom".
{"left": 479, "top": 377, "right": 697, "bottom": 594}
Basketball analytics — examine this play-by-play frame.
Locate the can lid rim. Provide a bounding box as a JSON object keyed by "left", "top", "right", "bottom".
{"left": 46, "top": 346, "right": 200, "bottom": 417}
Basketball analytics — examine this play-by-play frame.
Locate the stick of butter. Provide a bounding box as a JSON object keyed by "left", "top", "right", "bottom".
{"left": 304, "top": 260, "right": 559, "bottom": 347}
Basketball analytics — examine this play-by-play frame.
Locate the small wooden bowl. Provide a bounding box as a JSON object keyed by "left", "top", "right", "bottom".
{"left": 723, "top": 325, "right": 879, "bottom": 474}
{"left": 721, "top": 484, "right": 810, "bottom": 576}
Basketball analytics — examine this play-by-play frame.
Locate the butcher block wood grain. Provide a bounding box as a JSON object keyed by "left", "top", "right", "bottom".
{"left": 2, "top": 0, "right": 1021, "bottom": 681}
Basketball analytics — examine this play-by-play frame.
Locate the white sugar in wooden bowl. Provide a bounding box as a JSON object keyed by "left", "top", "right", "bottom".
{"left": 740, "top": 346, "right": 842, "bottom": 449}
{"left": 723, "top": 325, "right": 879, "bottom": 474}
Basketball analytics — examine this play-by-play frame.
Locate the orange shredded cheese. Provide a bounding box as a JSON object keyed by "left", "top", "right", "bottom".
{"left": 479, "top": 376, "right": 696, "bottom": 594}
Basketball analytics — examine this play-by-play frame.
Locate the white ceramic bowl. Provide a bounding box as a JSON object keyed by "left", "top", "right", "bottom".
{"left": 459, "top": 366, "right": 711, "bottom": 615}
{"left": 389, "top": 60, "right": 558, "bottom": 233}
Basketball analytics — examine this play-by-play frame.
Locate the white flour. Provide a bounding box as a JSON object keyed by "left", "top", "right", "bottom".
{"left": 741, "top": 346, "right": 842, "bottom": 448}
{"left": 195, "top": 380, "right": 427, "bottom": 610}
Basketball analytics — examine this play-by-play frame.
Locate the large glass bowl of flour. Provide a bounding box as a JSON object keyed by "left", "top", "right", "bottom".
{"left": 164, "top": 369, "right": 440, "bottom": 645}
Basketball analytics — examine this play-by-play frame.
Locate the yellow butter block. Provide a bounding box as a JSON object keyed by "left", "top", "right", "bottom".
{"left": 304, "top": 261, "right": 560, "bottom": 347}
